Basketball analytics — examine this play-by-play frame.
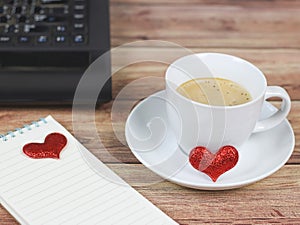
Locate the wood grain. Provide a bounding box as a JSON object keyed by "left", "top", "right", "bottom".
{"left": 112, "top": 0, "right": 300, "bottom": 6}
{"left": 110, "top": 0, "right": 300, "bottom": 48}
{"left": 113, "top": 164, "right": 300, "bottom": 224}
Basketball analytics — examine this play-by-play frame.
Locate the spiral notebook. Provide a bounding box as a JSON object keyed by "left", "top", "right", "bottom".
{"left": 0, "top": 116, "right": 177, "bottom": 225}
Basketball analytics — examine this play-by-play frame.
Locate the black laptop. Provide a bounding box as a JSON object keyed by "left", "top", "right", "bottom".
{"left": 0, "top": 0, "right": 111, "bottom": 104}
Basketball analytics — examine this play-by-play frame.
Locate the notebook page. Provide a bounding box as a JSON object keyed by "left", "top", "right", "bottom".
{"left": 0, "top": 116, "right": 177, "bottom": 225}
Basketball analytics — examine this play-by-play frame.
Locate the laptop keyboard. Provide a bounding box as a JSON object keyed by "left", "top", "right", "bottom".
{"left": 0, "top": 0, "right": 88, "bottom": 46}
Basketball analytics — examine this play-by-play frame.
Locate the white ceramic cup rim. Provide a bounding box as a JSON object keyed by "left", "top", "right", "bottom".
{"left": 165, "top": 53, "right": 268, "bottom": 109}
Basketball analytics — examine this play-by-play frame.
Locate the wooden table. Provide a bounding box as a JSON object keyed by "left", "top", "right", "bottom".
{"left": 1, "top": 0, "right": 300, "bottom": 224}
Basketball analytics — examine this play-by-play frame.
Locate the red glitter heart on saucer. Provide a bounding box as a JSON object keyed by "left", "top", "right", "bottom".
{"left": 23, "top": 133, "right": 67, "bottom": 159}
{"left": 189, "top": 145, "right": 239, "bottom": 182}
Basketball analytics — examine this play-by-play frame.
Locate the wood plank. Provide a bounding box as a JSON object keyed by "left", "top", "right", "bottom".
{"left": 1, "top": 164, "right": 299, "bottom": 225}
{"left": 0, "top": 206, "right": 18, "bottom": 225}
{"left": 109, "top": 164, "right": 300, "bottom": 224}
{"left": 110, "top": 1, "right": 300, "bottom": 48}
{"left": 107, "top": 163, "right": 300, "bottom": 187}
{"left": 0, "top": 100, "right": 299, "bottom": 164}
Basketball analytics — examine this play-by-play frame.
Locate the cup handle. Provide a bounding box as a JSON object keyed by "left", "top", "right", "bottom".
{"left": 253, "top": 86, "right": 291, "bottom": 133}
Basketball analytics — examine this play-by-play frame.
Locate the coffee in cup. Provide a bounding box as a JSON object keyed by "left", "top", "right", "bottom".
{"left": 176, "top": 77, "right": 252, "bottom": 106}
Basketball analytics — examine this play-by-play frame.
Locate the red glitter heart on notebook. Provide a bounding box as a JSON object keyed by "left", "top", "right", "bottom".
{"left": 23, "top": 133, "right": 67, "bottom": 159}
{"left": 189, "top": 145, "right": 239, "bottom": 182}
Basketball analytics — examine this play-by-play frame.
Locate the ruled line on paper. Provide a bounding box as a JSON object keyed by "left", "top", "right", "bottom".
{"left": 22, "top": 174, "right": 105, "bottom": 217}
{"left": 23, "top": 173, "right": 102, "bottom": 213}
{"left": 58, "top": 188, "right": 130, "bottom": 225}
{"left": 27, "top": 178, "right": 117, "bottom": 221}
{"left": 113, "top": 206, "right": 149, "bottom": 225}
{"left": 0, "top": 151, "right": 78, "bottom": 184}
{"left": 14, "top": 166, "right": 92, "bottom": 207}
{"left": 74, "top": 191, "right": 134, "bottom": 225}
{"left": 98, "top": 201, "right": 142, "bottom": 225}
{"left": 31, "top": 185, "right": 124, "bottom": 224}
{"left": 3, "top": 156, "right": 82, "bottom": 195}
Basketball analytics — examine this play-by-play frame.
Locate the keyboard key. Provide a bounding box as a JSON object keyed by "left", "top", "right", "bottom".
{"left": 18, "top": 36, "right": 30, "bottom": 43}
{"left": 0, "top": 36, "right": 11, "bottom": 43}
{"left": 44, "top": 16, "right": 66, "bottom": 23}
{"left": 14, "top": 25, "right": 20, "bottom": 33}
{"left": 74, "top": 14, "right": 84, "bottom": 19}
{"left": 24, "top": 24, "right": 49, "bottom": 33}
{"left": 74, "top": 5, "right": 85, "bottom": 10}
{"left": 37, "top": 35, "right": 48, "bottom": 43}
{"left": 23, "top": 24, "right": 34, "bottom": 33}
{"left": 73, "top": 34, "right": 84, "bottom": 43}
{"left": 41, "top": 0, "right": 67, "bottom": 4}
{"left": 56, "top": 25, "right": 66, "bottom": 32}
{"left": 34, "top": 14, "right": 47, "bottom": 22}
{"left": 55, "top": 35, "right": 66, "bottom": 43}
{"left": 74, "top": 23, "right": 84, "bottom": 29}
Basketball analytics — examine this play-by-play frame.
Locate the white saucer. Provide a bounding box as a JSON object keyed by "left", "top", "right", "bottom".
{"left": 125, "top": 91, "right": 295, "bottom": 190}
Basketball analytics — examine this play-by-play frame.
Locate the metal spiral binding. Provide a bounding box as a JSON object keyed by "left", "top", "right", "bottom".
{"left": 0, "top": 118, "right": 48, "bottom": 142}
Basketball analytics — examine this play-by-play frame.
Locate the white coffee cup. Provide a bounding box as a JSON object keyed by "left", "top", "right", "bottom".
{"left": 165, "top": 53, "right": 291, "bottom": 154}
